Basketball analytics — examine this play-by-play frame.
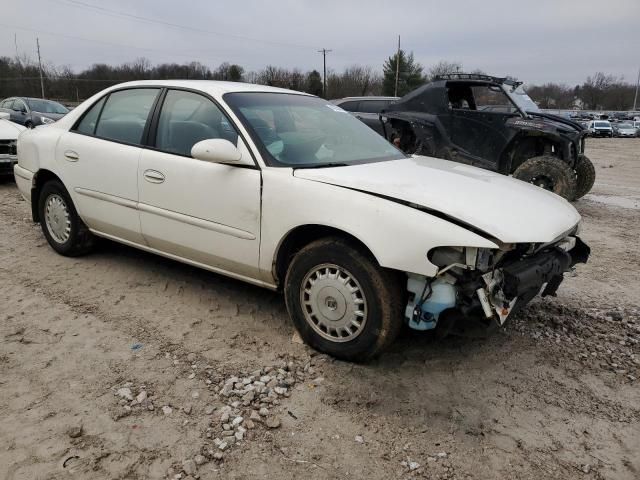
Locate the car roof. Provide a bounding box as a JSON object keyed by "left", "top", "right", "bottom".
{"left": 105, "top": 80, "right": 312, "bottom": 97}
{"left": 333, "top": 96, "right": 399, "bottom": 102}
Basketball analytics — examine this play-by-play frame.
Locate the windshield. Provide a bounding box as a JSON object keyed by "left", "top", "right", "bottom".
{"left": 594, "top": 121, "right": 610, "bottom": 128}
{"left": 25, "top": 99, "right": 69, "bottom": 115}
{"left": 224, "top": 92, "right": 404, "bottom": 168}
{"left": 618, "top": 123, "right": 632, "bottom": 128}
{"left": 503, "top": 85, "right": 540, "bottom": 114}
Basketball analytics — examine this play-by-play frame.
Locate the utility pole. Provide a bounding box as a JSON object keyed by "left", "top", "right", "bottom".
{"left": 318, "top": 48, "right": 332, "bottom": 98}
{"left": 14, "top": 33, "right": 18, "bottom": 58}
{"left": 633, "top": 66, "right": 640, "bottom": 112}
{"left": 36, "top": 37, "right": 45, "bottom": 99}
{"left": 394, "top": 35, "right": 401, "bottom": 97}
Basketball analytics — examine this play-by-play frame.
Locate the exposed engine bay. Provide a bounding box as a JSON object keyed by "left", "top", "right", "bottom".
{"left": 405, "top": 233, "right": 590, "bottom": 333}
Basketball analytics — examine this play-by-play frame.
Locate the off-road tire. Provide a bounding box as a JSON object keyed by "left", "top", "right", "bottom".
{"left": 38, "top": 180, "right": 95, "bottom": 256}
{"left": 284, "top": 237, "right": 404, "bottom": 362}
{"left": 574, "top": 155, "right": 596, "bottom": 199}
{"left": 512, "top": 155, "right": 577, "bottom": 200}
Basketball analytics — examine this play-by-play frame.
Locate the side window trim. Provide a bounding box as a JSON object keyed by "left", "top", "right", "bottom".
{"left": 146, "top": 87, "right": 258, "bottom": 168}
{"left": 71, "top": 87, "right": 162, "bottom": 147}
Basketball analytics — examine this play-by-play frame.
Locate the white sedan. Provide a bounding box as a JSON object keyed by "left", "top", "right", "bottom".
{"left": 0, "top": 112, "right": 26, "bottom": 177}
{"left": 14, "top": 81, "right": 590, "bottom": 361}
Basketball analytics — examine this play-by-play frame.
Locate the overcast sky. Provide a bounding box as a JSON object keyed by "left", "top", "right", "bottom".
{"left": 2, "top": 0, "right": 639, "bottom": 85}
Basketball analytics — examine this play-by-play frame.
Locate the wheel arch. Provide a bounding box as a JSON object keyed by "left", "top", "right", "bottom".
{"left": 273, "top": 224, "right": 380, "bottom": 290}
{"left": 31, "top": 169, "right": 64, "bottom": 222}
{"left": 500, "top": 133, "right": 564, "bottom": 174}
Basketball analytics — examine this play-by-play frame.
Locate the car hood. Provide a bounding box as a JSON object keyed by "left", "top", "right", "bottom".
{"left": 0, "top": 119, "right": 25, "bottom": 138}
{"left": 293, "top": 156, "right": 581, "bottom": 243}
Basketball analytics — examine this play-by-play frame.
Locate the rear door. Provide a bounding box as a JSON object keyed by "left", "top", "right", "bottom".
{"left": 55, "top": 87, "right": 161, "bottom": 244}
{"left": 138, "top": 88, "right": 261, "bottom": 279}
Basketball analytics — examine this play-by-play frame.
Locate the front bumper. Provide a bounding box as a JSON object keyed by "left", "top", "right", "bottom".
{"left": 0, "top": 155, "right": 17, "bottom": 175}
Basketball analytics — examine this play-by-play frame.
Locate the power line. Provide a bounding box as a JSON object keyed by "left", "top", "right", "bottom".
{"left": 52, "top": 0, "right": 317, "bottom": 50}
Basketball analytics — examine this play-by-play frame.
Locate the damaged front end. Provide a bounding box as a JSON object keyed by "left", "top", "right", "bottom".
{"left": 405, "top": 233, "right": 590, "bottom": 334}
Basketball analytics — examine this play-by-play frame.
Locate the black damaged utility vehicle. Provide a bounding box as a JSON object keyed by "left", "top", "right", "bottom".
{"left": 374, "top": 74, "right": 595, "bottom": 200}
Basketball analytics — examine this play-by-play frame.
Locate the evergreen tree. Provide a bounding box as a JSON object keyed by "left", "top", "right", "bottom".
{"left": 382, "top": 50, "right": 425, "bottom": 96}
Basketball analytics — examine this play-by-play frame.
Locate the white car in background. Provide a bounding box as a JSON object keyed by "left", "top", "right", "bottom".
{"left": 14, "top": 81, "right": 590, "bottom": 361}
{"left": 0, "top": 112, "right": 26, "bottom": 178}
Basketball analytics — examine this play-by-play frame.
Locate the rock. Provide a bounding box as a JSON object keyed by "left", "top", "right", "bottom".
{"left": 355, "top": 435, "right": 364, "bottom": 443}
{"left": 242, "top": 391, "right": 255, "bottom": 403}
{"left": 265, "top": 416, "right": 281, "bottom": 429}
{"left": 136, "top": 391, "right": 148, "bottom": 403}
{"left": 250, "top": 410, "right": 262, "bottom": 422}
{"left": 162, "top": 406, "right": 173, "bottom": 415}
{"left": 191, "top": 391, "right": 199, "bottom": 399}
{"left": 232, "top": 416, "right": 244, "bottom": 427}
{"left": 582, "top": 464, "right": 591, "bottom": 474}
{"left": 194, "top": 454, "right": 206, "bottom": 466}
{"left": 182, "top": 459, "right": 197, "bottom": 476}
{"left": 274, "top": 387, "right": 287, "bottom": 395}
{"left": 66, "top": 422, "right": 83, "bottom": 438}
{"left": 235, "top": 430, "right": 244, "bottom": 441}
{"left": 218, "top": 441, "right": 229, "bottom": 451}
{"left": 291, "top": 332, "right": 304, "bottom": 344}
{"left": 116, "top": 387, "right": 133, "bottom": 401}
{"left": 188, "top": 372, "right": 196, "bottom": 379}
{"left": 187, "top": 353, "right": 197, "bottom": 362}
{"left": 220, "top": 411, "right": 230, "bottom": 423}
{"left": 205, "top": 405, "right": 215, "bottom": 415}
{"left": 182, "top": 404, "right": 192, "bottom": 415}
{"left": 408, "top": 461, "right": 420, "bottom": 471}
{"left": 213, "top": 452, "right": 224, "bottom": 460}
{"left": 259, "top": 407, "right": 269, "bottom": 417}
{"left": 245, "top": 419, "right": 256, "bottom": 429}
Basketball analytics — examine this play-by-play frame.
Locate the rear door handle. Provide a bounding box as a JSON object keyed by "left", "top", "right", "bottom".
{"left": 143, "top": 169, "right": 165, "bottom": 183}
{"left": 64, "top": 150, "right": 79, "bottom": 161}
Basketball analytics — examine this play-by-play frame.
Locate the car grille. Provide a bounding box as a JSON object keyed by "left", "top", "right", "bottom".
{"left": 0, "top": 140, "right": 17, "bottom": 157}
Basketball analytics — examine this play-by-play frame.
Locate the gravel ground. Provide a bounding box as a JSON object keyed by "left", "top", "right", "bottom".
{"left": 0, "top": 138, "right": 638, "bottom": 480}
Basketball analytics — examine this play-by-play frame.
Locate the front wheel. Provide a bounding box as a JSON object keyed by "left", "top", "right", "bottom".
{"left": 38, "top": 180, "right": 95, "bottom": 256}
{"left": 284, "top": 237, "right": 403, "bottom": 362}
{"left": 574, "top": 155, "right": 596, "bottom": 199}
{"left": 512, "top": 155, "right": 577, "bottom": 200}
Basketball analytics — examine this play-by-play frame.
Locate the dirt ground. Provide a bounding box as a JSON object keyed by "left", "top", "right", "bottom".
{"left": 1, "top": 138, "right": 638, "bottom": 480}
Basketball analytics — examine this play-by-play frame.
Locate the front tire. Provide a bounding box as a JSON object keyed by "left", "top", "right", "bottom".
{"left": 284, "top": 237, "right": 403, "bottom": 362}
{"left": 574, "top": 155, "right": 596, "bottom": 199}
{"left": 512, "top": 155, "right": 577, "bottom": 200}
{"left": 38, "top": 180, "right": 95, "bottom": 256}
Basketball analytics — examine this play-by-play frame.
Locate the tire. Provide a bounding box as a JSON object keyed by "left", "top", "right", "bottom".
{"left": 284, "top": 237, "right": 404, "bottom": 362}
{"left": 38, "top": 180, "right": 95, "bottom": 256}
{"left": 574, "top": 155, "right": 596, "bottom": 199}
{"left": 512, "top": 155, "right": 577, "bottom": 201}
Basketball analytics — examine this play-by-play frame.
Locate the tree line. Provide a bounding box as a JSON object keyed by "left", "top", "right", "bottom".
{"left": 0, "top": 52, "right": 636, "bottom": 111}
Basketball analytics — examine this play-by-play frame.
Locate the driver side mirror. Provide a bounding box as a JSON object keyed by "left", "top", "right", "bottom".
{"left": 191, "top": 138, "right": 243, "bottom": 164}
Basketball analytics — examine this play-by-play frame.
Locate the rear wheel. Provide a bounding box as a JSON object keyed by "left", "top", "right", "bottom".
{"left": 284, "top": 237, "right": 403, "bottom": 362}
{"left": 512, "top": 155, "right": 577, "bottom": 200}
{"left": 38, "top": 180, "right": 95, "bottom": 256}
{"left": 574, "top": 155, "right": 596, "bottom": 199}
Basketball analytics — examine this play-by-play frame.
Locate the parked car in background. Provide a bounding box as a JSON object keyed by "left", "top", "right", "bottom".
{"left": 0, "top": 112, "right": 26, "bottom": 178}
{"left": 13, "top": 80, "right": 589, "bottom": 360}
{"left": 633, "top": 121, "right": 640, "bottom": 135}
{"left": 614, "top": 122, "right": 637, "bottom": 137}
{"left": 587, "top": 120, "right": 613, "bottom": 137}
{"left": 332, "top": 96, "right": 398, "bottom": 136}
{"left": 0, "top": 97, "right": 69, "bottom": 128}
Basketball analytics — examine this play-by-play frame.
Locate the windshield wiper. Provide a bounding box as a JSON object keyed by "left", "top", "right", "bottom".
{"left": 292, "top": 162, "right": 349, "bottom": 169}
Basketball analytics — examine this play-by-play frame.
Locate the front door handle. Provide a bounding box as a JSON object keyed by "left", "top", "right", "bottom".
{"left": 143, "top": 169, "right": 165, "bottom": 184}
{"left": 64, "top": 150, "right": 79, "bottom": 161}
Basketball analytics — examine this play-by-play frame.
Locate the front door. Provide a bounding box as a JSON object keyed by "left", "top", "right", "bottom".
{"left": 138, "top": 89, "right": 261, "bottom": 279}
{"left": 55, "top": 87, "right": 161, "bottom": 244}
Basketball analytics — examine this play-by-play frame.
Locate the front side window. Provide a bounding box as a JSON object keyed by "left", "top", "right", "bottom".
{"left": 95, "top": 88, "right": 159, "bottom": 145}
{"left": 225, "top": 92, "right": 404, "bottom": 168}
{"left": 358, "top": 100, "right": 387, "bottom": 114}
{"left": 471, "top": 86, "right": 516, "bottom": 112}
{"left": 13, "top": 99, "right": 27, "bottom": 112}
{"left": 155, "top": 90, "right": 238, "bottom": 157}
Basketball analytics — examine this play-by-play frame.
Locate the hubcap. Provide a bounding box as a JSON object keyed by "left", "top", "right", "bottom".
{"left": 300, "top": 263, "right": 367, "bottom": 343}
{"left": 44, "top": 194, "right": 71, "bottom": 244}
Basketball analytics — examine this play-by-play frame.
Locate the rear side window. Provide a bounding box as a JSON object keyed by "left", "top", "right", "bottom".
{"left": 337, "top": 101, "right": 360, "bottom": 112}
{"left": 358, "top": 100, "right": 388, "bottom": 114}
{"left": 155, "top": 89, "right": 238, "bottom": 157}
{"left": 75, "top": 97, "right": 106, "bottom": 135}
{"left": 94, "top": 89, "right": 159, "bottom": 145}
